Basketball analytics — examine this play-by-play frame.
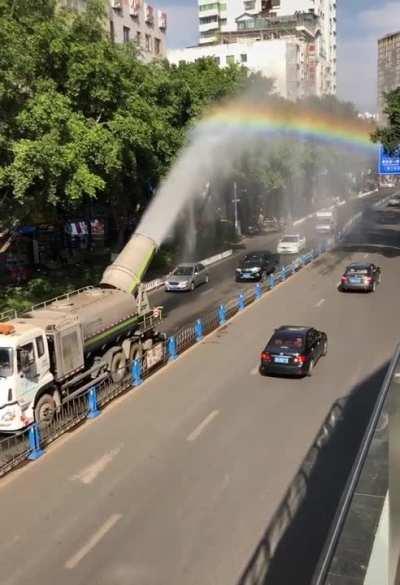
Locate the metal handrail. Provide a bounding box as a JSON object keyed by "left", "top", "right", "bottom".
{"left": 0, "top": 308, "right": 18, "bottom": 323}
{"left": 30, "top": 286, "right": 94, "bottom": 312}
{"left": 311, "top": 344, "right": 400, "bottom": 585}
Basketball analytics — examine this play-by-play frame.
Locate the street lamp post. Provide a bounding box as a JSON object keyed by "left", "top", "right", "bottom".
{"left": 232, "top": 182, "right": 241, "bottom": 237}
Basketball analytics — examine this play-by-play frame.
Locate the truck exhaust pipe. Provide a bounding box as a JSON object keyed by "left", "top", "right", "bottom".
{"left": 100, "top": 233, "right": 157, "bottom": 294}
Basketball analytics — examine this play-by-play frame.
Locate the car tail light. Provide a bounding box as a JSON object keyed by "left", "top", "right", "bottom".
{"left": 261, "top": 351, "right": 272, "bottom": 362}
{"left": 294, "top": 354, "right": 308, "bottom": 365}
{"left": 364, "top": 276, "right": 372, "bottom": 284}
{"left": 341, "top": 276, "right": 347, "bottom": 283}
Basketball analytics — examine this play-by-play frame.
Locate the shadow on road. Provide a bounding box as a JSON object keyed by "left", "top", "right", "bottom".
{"left": 236, "top": 361, "right": 389, "bottom": 585}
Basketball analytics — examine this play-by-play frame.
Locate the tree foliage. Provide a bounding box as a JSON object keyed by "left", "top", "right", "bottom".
{"left": 372, "top": 87, "right": 400, "bottom": 152}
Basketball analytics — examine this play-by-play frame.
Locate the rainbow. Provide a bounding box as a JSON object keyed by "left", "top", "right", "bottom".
{"left": 200, "top": 104, "right": 377, "bottom": 152}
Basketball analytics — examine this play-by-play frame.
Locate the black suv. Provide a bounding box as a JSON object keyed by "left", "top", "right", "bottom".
{"left": 260, "top": 325, "right": 328, "bottom": 377}
{"left": 235, "top": 252, "right": 277, "bottom": 282}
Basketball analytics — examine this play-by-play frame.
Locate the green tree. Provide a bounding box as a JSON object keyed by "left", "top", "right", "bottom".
{"left": 372, "top": 87, "right": 400, "bottom": 152}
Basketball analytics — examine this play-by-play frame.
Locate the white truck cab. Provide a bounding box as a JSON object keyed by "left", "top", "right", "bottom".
{"left": 0, "top": 323, "right": 53, "bottom": 431}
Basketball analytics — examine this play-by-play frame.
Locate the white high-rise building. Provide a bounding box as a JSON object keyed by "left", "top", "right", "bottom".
{"left": 197, "top": 0, "right": 336, "bottom": 96}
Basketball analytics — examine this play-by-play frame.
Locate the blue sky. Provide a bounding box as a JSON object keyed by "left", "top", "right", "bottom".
{"left": 159, "top": 0, "right": 400, "bottom": 112}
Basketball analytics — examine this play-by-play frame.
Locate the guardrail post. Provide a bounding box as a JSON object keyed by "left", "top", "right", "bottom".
{"left": 194, "top": 319, "right": 204, "bottom": 342}
{"left": 218, "top": 304, "right": 226, "bottom": 325}
{"left": 238, "top": 292, "right": 245, "bottom": 310}
{"left": 28, "top": 423, "right": 44, "bottom": 460}
{"left": 168, "top": 336, "right": 178, "bottom": 361}
{"left": 269, "top": 273, "right": 275, "bottom": 288}
{"left": 131, "top": 358, "right": 143, "bottom": 385}
{"left": 87, "top": 386, "right": 101, "bottom": 418}
{"left": 255, "top": 283, "right": 262, "bottom": 300}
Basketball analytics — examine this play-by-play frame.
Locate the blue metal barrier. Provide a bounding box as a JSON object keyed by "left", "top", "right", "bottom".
{"left": 195, "top": 319, "right": 204, "bottom": 341}
{"left": 87, "top": 386, "right": 100, "bottom": 418}
{"left": 28, "top": 424, "right": 44, "bottom": 460}
{"left": 218, "top": 304, "right": 226, "bottom": 325}
{"left": 168, "top": 336, "right": 178, "bottom": 361}
{"left": 131, "top": 358, "right": 143, "bottom": 385}
{"left": 269, "top": 274, "right": 275, "bottom": 288}
{"left": 255, "top": 283, "right": 262, "bottom": 299}
{"left": 238, "top": 292, "right": 245, "bottom": 310}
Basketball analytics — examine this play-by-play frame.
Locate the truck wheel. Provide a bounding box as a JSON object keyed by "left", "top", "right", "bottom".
{"left": 35, "top": 394, "right": 56, "bottom": 426}
{"left": 110, "top": 352, "right": 126, "bottom": 383}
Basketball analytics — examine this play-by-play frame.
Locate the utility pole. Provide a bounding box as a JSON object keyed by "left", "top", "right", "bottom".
{"left": 232, "top": 182, "right": 241, "bottom": 237}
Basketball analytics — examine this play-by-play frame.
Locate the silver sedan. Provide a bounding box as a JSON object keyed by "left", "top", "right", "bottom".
{"left": 164, "top": 263, "right": 209, "bottom": 292}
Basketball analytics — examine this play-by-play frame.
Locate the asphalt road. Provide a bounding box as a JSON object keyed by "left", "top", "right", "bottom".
{"left": 0, "top": 192, "right": 399, "bottom": 585}
{"left": 151, "top": 194, "right": 379, "bottom": 334}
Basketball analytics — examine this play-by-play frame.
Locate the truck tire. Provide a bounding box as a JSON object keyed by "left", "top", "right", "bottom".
{"left": 110, "top": 351, "right": 126, "bottom": 383}
{"left": 35, "top": 393, "right": 56, "bottom": 426}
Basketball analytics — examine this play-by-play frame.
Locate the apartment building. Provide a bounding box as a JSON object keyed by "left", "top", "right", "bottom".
{"left": 60, "top": 0, "right": 167, "bottom": 60}
{"left": 169, "top": 37, "right": 305, "bottom": 101}
{"left": 378, "top": 31, "right": 400, "bottom": 124}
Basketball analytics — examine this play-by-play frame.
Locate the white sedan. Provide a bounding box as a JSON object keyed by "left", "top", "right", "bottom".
{"left": 277, "top": 234, "right": 306, "bottom": 255}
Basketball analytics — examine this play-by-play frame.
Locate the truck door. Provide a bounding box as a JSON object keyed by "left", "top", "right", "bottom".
{"left": 34, "top": 335, "right": 50, "bottom": 379}
{"left": 16, "top": 341, "right": 41, "bottom": 408}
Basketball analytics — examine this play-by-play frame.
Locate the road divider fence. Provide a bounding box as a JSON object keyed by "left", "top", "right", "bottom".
{"left": 0, "top": 230, "right": 352, "bottom": 478}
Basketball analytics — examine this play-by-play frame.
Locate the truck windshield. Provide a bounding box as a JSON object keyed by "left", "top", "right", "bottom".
{"left": 0, "top": 348, "right": 13, "bottom": 377}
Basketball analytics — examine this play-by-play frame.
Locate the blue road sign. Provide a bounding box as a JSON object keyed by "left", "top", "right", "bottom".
{"left": 378, "top": 145, "right": 400, "bottom": 175}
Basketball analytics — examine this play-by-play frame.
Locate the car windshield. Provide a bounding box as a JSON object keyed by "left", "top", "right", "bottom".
{"left": 0, "top": 348, "right": 13, "bottom": 377}
{"left": 269, "top": 333, "right": 305, "bottom": 351}
{"left": 174, "top": 266, "right": 193, "bottom": 276}
{"left": 281, "top": 236, "right": 299, "bottom": 243}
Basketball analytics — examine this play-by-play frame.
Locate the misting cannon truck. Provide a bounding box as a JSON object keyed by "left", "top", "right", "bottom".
{"left": 0, "top": 233, "right": 164, "bottom": 431}
{"left": 314, "top": 209, "right": 337, "bottom": 235}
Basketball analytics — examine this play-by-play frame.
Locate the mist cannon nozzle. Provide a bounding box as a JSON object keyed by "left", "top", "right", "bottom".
{"left": 100, "top": 233, "right": 158, "bottom": 294}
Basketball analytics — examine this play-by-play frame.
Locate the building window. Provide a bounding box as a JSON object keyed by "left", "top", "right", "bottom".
{"left": 123, "top": 26, "right": 130, "bottom": 43}
{"left": 154, "top": 37, "right": 161, "bottom": 55}
{"left": 199, "top": 15, "right": 219, "bottom": 25}
{"left": 244, "top": 0, "right": 256, "bottom": 9}
{"left": 136, "top": 31, "right": 141, "bottom": 46}
{"left": 226, "top": 55, "right": 235, "bottom": 65}
{"left": 145, "top": 34, "right": 151, "bottom": 52}
{"left": 109, "top": 20, "right": 115, "bottom": 43}
{"left": 240, "top": 53, "right": 247, "bottom": 63}
{"left": 214, "top": 56, "right": 221, "bottom": 65}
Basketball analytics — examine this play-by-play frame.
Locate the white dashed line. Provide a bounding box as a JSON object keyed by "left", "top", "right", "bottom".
{"left": 187, "top": 410, "right": 219, "bottom": 442}
{"left": 315, "top": 299, "right": 325, "bottom": 308}
{"left": 65, "top": 513, "right": 122, "bottom": 570}
{"left": 71, "top": 447, "right": 122, "bottom": 485}
{"left": 200, "top": 287, "right": 214, "bottom": 296}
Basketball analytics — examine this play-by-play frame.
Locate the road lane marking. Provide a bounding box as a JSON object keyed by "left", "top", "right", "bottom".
{"left": 65, "top": 513, "right": 122, "bottom": 570}
{"left": 200, "top": 287, "right": 214, "bottom": 296}
{"left": 315, "top": 298, "right": 325, "bottom": 308}
{"left": 71, "top": 446, "right": 122, "bottom": 485}
{"left": 187, "top": 410, "right": 219, "bottom": 442}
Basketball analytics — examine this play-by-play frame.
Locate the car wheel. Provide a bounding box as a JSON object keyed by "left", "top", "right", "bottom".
{"left": 322, "top": 341, "right": 328, "bottom": 356}
{"left": 307, "top": 359, "right": 314, "bottom": 377}
{"left": 259, "top": 365, "right": 266, "bottom": 376}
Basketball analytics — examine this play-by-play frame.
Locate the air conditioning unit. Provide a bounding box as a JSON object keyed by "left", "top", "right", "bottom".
{"left": 129, "top": 0, "right": 141, "bottom": 16}
{"left": 145, "top": 3, "right": 154, "bottom": 23}
{"left": 158, "top": 10, "right": 167, "bottom": 30}
{"left": 111, "top": 0, "right": 122, "bottom": 9}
